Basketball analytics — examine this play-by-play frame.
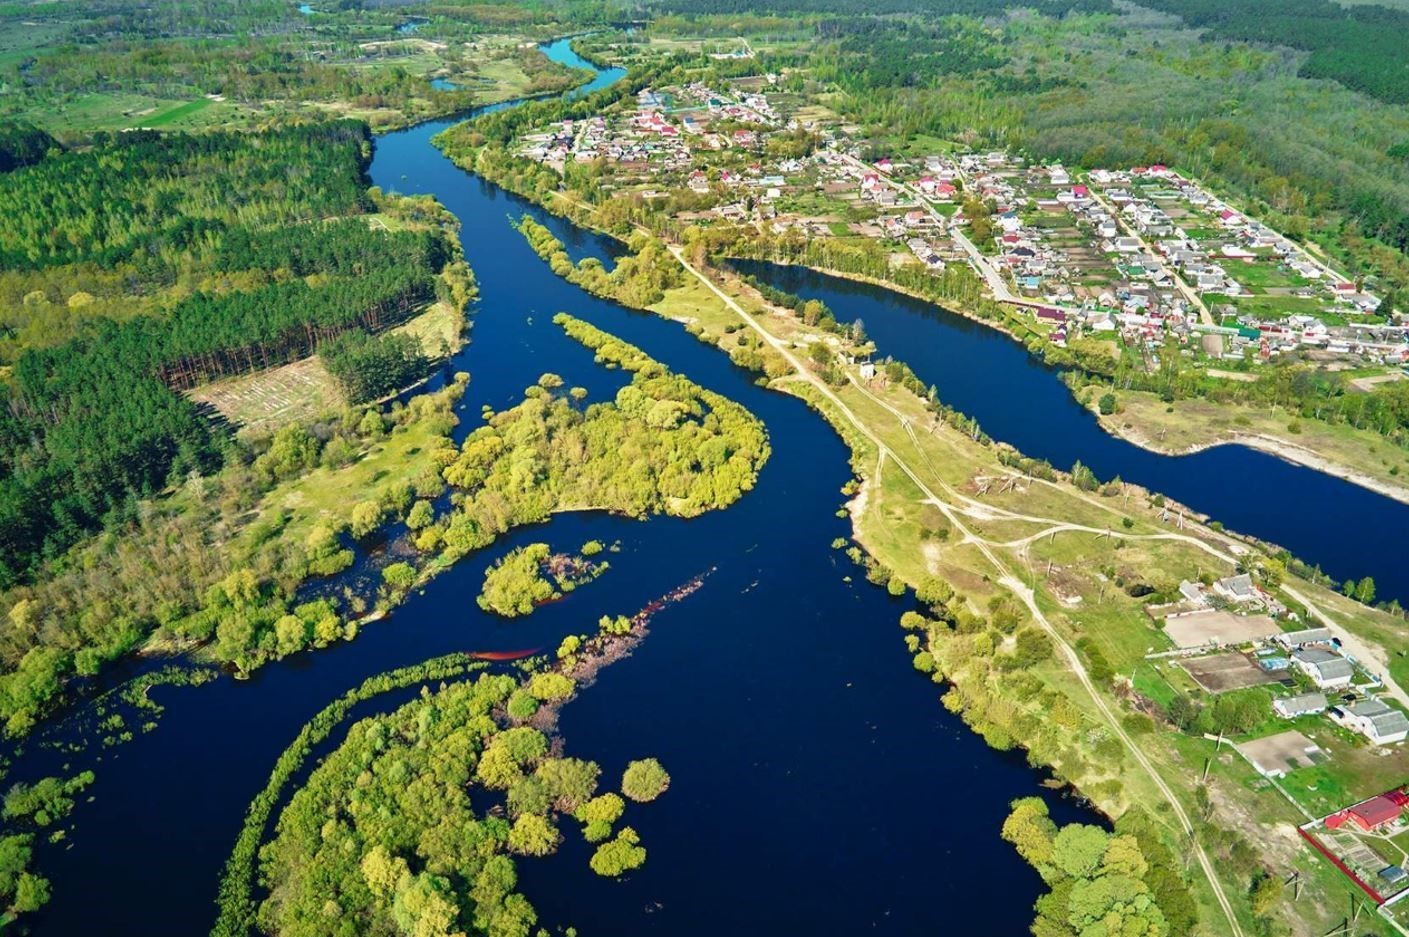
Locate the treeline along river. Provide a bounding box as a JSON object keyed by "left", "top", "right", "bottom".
{"left": 735, "top": 259, "right": 1409, "bottom": 605}
{"left": 22, "top": 39, "right": 1095, "bottom": 937}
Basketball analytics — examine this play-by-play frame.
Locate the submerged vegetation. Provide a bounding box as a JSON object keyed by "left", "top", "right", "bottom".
{"left": 0, "top": 380, "right": 466, "bottom": 734}
{"left": 8, "top": 3, "right": 1409, "bottom": 935}
{"left": 212, "top": 653, "right": 490, "bottom": 937}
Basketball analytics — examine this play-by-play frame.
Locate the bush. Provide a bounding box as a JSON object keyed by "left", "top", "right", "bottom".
{"left": 621, "top": 758, "right": 670, "bottom": 802}
{"left": 589, "top": 827, "right": 646, "bottom": 877}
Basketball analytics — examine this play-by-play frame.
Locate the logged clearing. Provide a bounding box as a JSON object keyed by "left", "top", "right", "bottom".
{"left": 189, "top": 356, "right": 343, "bottom": 433}
{"left": 189, "top": 302, "right": 463, "bottom": 433}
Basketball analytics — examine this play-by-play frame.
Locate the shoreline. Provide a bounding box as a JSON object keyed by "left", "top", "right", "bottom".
{"left": 733, "top": 258, "right": 1039, "bottom": 348}
{"left": 757, "top": 259, "right": 1409, "bottom": 509}
{"left": 1092, "top": 405, "right": 1409, "bottom": 507}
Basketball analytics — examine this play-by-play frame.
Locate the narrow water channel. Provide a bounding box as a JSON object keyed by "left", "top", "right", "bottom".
{"left": 734, "top": 260, "right": 1409, "bottom": 604}
{"left": 28, "top": 41, "right": 1097, "bottom": 937}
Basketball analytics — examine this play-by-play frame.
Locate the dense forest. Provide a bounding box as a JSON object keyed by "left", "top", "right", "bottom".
{"left": 1137, "top": 0, "right": 1409, "bottom": 106}
{"left": 654, "top": 0, "right": 1409, "bottom": 108}
{"left": 0, "top": 122, "right": 454, "bottom": 588}
{"left": 0, "top": 123, "right": 57, "bottom": 173}
{"left": 0, "top": 219, "right": 444, "bottom": 588}
{"left": 321, "top": 330, "right": 431, "bottom": 404}
{"left": 0, "top": 122, "right": 373, "bottom": 269}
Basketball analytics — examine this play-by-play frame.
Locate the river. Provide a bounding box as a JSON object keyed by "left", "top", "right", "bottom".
{"left": 733, "top": 261, "right": 1409, "bottom": 604}
{"left": 23, "top": 38, "right": 1094, "bottom": 937}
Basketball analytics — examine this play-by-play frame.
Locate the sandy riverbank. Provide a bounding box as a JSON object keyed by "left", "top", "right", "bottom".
{"left": 1094, "top": 407, "right": 1409, "bottom": 507}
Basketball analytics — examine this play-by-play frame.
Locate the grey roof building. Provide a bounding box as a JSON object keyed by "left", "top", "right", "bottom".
{"left": 1272, "top": 692, "right": 1328, "bottom": 718}
{"left": 1334, "top": 699, "right": 1409, "bottom": 745}
{"left": 1214, "top": 573, "right": 1257, "bottom": 602}
{"left": 1292, "top": 648, "right": 1355, "bottom": 688}
{"left": 1275, "top": 627, "right": 1334, "bottom": 647}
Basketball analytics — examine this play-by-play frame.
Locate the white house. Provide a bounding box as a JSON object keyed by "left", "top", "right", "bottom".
{"left": 1272, "top": 692, "right": 1327, "bottom": 719}
{"left": 1331, "top": 699, "right": 1409, "bottom": 745}
{"left": 1178, "top": 580, "right": 1206, "bottom": 604}
{"left": 1213, "top": 573, "right": 1258, "bottom": 604}
{"left": 1274, "top": 627, "right": 1334, "bottom": 648}
{"left": 1292, "top": 648, "right": 1355, "bottom": 690}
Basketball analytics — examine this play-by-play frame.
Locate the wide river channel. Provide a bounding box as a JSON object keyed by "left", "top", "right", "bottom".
{"left": 22, "top": 35, "right": 1403, "bottom": 937}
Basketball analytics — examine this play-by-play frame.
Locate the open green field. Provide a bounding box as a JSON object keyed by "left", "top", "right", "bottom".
{"left": 9, "top": 92, "right": 242, "bottom": 133}
{"left": 1213, "top": 293, "right": 1334, "bottom": 321}
{"left": 140, "top": 97, "right": 214, "bottom": 128}
{"left": 1230, "top": 261, "right": 1310, "bottom": 292}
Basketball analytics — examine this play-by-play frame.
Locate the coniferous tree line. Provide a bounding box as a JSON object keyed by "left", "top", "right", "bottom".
{"left": 0, "top": 257, "right": 439, "bottom": 587}
{"left": 320, "top": 330, "right": 430, "bottom": 404}
{"left": 0, "top": 123, "right": 58, "bottom": 173}
{"left": 0, "top": 122, "right": 450, "bottom": 588}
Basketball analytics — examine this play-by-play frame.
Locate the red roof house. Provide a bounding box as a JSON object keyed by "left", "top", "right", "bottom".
{"left": 1327, "top": 794, "right": 1405, "bottom": 832}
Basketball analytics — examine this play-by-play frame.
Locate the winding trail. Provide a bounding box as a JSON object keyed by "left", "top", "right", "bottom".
{"left": 669, "top": 245, "right": 1247, "bottom": 937}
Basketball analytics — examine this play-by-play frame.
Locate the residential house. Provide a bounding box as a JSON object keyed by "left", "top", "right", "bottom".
{"left": 1213, "top": 573, "right": 1258, "bottom": 603}
{"left": 1178, "top": 580, "right": 1207, "bottom": 604}
{"left": 1326, "top": 792, "right": 1409, "bottom": 831}
{"left": 1274, "top": 627, "right": 1334, "bottom": 648}
{"left": 1272, "top": 692, "right": 1327, "bottom": 719}
{"left": 1292, "top": 647, "right": 1355, "bottom": 690}
{"left": 1332, "top": 699, "right": 1409, "bottom": 745}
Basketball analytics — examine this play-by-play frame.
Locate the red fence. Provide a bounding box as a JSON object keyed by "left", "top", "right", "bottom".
{"left": 1298, "top": 825, "right": 1387, "bottom": 905}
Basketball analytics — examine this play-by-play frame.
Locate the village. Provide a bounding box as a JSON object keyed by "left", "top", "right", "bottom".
{"left": 512, "top": 73, "right": 1406, "bottom": 382}
{"left": 507, "top": 74, "right": 1409, "bottom": 917}
{"left": 1140, "top": 570, "right": 1409, "bottom": 916}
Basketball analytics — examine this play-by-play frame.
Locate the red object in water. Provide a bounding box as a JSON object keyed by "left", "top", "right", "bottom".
{"left": 469, "top": 648, "right": 539, "bottom": 661}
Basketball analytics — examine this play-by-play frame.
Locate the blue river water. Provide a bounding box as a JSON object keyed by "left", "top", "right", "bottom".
{"left": 21, "top": 39, "right": 1096, "bottom": 937}
{"left": 732, "top": 261, "right": 1408, "bottom": 603}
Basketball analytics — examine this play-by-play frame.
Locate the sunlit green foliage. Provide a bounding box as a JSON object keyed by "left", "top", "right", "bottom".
{"left": 253, "top": 658, "right": 656, "bottom": 936}
{"left": 438, "top": 315, "right": 769, "bottom": 563}
{"left": 478, "top": 543, "right": 558, "bottom": 617}
{"left": 620, "top": 758, "right": 670, "bottom": 803}
{"left": 1002, "top": 798, "right": 1199, "bottom": 937}
{"left": 1, "top": 771, "right": 94, "bottom": 827}
{"left": 589, "top": 826, "right": 647, "bottom": 878}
